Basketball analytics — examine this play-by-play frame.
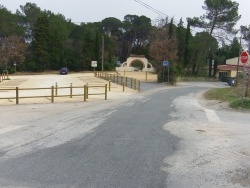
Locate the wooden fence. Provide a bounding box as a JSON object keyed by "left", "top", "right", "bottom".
{"left": 95, "top": 72, "right": 141, "bottom": 92}
{"left": 0, "top": 73, "right": 8, "bottom": 82}
{"left": 0, "top": 83, "right": 107, "bottom": 105}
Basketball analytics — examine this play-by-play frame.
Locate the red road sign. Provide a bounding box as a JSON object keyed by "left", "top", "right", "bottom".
{"left": 240, "top": 51, "right": 249, "bottom": 64}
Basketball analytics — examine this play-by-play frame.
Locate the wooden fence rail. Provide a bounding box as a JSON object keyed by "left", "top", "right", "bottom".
{"left": 94, "top": 71, "right": 140, "bottom": 92}
{"left": 0, "top": 83, "right": 107, "bottom": 105}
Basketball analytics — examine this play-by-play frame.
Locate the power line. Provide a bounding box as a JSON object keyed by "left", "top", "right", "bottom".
{"left": 133, "top": 0, "right": 202, "bottom": 34}
{"left": 134, "top": 0, "right": 168, "bottom": 18}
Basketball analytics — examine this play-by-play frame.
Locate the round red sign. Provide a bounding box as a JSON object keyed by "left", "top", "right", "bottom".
{"left": 240, "top": 51, "right": 249, "bottom": 64}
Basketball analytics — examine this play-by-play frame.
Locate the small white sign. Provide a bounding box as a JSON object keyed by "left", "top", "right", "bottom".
{"left": 91, "top": 61, "right": 97, "bottom": 67}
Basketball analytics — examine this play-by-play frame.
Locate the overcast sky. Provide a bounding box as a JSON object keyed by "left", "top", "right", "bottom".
{"left": 1, "top": 0, "right": 249, "bottom": 28}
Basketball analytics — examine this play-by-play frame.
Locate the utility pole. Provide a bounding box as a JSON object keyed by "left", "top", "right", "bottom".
{"left": 102, "top": 36, "right": 104, "bottom": 72}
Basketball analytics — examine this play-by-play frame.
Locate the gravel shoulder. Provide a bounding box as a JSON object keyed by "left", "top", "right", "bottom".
{"left": 163, "top": 86, "right": 250, "bottom": 187}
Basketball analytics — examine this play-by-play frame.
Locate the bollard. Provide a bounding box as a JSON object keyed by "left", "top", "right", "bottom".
{"left": 123, "top": 82, "right": 125, "bottom": 92}
{"left": 109, "top": 80, "right": 111, "bottom": 91}
{"left": 145, "top": 71, "right": 148, "bottom": 81}
{"left": 16, "top": 87, "right": 19, "bottom": 104}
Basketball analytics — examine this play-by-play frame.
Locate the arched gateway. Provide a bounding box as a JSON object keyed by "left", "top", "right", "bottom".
{"left": 116, "top": 54, "right": 154, "bottom": 72}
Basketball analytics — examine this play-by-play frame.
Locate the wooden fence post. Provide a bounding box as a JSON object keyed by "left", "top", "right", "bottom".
{"left": 86, "top": 84, "right": 89, "bottom": 99}
{"left": 134, "top": 79, "right": 137, "bottom": 90}
{"left": 55, "top": 82, "right": 58, "bottom": 96}
{"left": 138, "top": 80, "right": 141, "bottom": 92}
{"left": 16, "top": 87, "right": 19, "bottom": 104}
{"left": 84, "top": 85, "right": 87, "bottom": 102}
{"left": 70, "top": 83, "right": 72, "bottom": 98}
{"left": 105, "top": 84, "right": 107, "bottom": 100}
{"left": 51, "top": 86, "right": 54, "bottom": 103}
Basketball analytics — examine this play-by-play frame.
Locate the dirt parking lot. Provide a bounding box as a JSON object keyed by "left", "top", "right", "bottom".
{"left": 0, "top": 71, "right": 156, "bottom": 105}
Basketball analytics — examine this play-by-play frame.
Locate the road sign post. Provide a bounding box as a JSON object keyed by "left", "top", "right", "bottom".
{"left": 163, "top": 61, "right": 170, "bottom": 83}
{"left": 240, "top": 51, "right": 249, "bottom": 107}
{"left": 14, "top": 61, "right": 16, "bottom": 73}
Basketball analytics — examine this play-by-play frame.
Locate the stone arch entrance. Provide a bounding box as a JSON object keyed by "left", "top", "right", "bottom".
{"left": 130, "top": 59, "right": 145, "bottom": 70}
{"left": 116, "top": 54, "right": 154, "bottom": 72}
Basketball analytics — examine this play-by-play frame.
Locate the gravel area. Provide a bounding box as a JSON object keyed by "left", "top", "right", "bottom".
{"left": 163, "top": 87, "right": 250, "bottom": 187}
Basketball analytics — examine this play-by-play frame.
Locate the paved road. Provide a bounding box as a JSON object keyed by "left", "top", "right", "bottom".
{"left": 0, "top": 82, "right": 249, "bottom": 187}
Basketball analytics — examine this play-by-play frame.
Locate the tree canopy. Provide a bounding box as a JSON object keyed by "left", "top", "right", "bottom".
{"left": 0, "top": 1, "right": 246, "bottom": 79}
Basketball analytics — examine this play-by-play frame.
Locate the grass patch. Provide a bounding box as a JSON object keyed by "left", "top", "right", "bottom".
{"left": 204, "top": 87, "right": 250, "bottom": 110}
{"left": 230, "top": 99, "right": 250, "bottom": 109}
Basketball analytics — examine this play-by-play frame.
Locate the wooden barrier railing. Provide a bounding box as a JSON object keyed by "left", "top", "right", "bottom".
{"left": 0, "top": 83, "right": 107, "bottom": 105}
{"left": 0, "top": 73, "right": 7, "bottom": 82}
{"left": 94, "top": 71, "right": 140, "bottom": 92}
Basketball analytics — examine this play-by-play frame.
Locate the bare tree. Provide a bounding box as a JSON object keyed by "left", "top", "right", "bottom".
{"left": 0, "top": 35, "right": 27, "bottom": 70}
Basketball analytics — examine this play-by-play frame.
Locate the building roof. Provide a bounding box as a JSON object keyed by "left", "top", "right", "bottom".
{"left": 218, "top": 64, "right": 250, "bottom": 71}
{"left": 226, "top": 57, "right": 250, "bottom": 66}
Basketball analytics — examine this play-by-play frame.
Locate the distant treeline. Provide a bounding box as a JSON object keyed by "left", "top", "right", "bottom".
{"left": 0, "top": 1, "right": 248, "bottom": 82}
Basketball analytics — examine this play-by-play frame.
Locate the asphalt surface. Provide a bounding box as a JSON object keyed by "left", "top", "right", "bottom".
{"left": 0, "top": 82, "right": 249, "bottom": 187}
